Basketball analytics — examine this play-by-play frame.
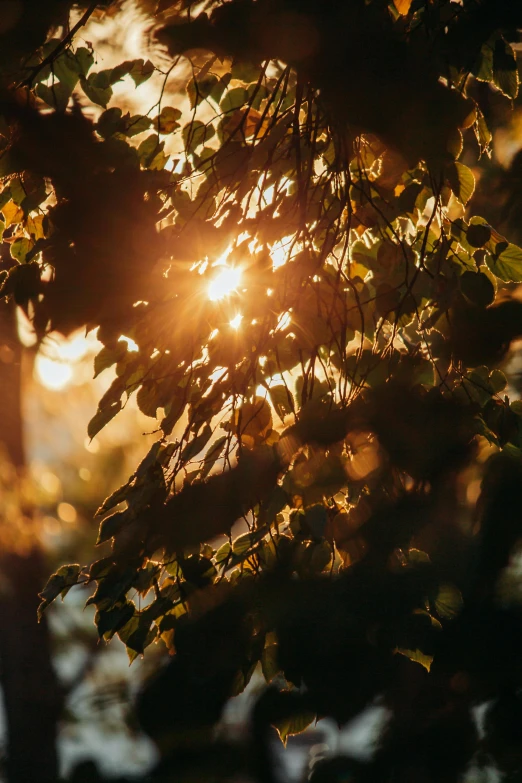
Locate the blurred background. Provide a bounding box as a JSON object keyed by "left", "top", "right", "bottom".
{"left": 1, "top": 2, "right": 522, "bottom": 780}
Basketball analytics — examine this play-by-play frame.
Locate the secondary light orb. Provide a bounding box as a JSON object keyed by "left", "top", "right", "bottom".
{"left": 208, "top": 266, "right": 242, "bottom": 301}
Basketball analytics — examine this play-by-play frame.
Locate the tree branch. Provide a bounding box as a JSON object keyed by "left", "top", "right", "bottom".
{"left": 18, "top": 1, "right": 100, "bottom": 90}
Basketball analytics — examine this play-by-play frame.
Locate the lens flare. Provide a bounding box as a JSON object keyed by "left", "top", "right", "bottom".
{"left": 208, "top": 267, "right": 242, "bottom": 301}
{"left": 229, "top": 313, "right": 243, "bottom": 329}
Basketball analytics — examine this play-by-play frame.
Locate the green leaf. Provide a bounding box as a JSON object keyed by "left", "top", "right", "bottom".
{"left": 434, "top": 584, "right": 463, "bottom": 620}
{"left": 187, "top": 74, "right": 219, "bottom": 108}
{"left": 95, "top": 601, "right": 135, "bottom": 640}
{"left": 220, "top": 86, "right": 248, "bottom": 113}
{"left": 231, "top": 60, "right": 261, "bottom": 84}
{"left": 157, "top": 106, "right": 182, "bottom": 134}
{"left": 200, "top": 435, "right": 227, "bottom": 479}
{"left": 38, "top": 564, "right": 80, "bottom": 619}
{"left": 486, "top": 242, "right": 522, "bottom": 282}
{"left": 75, "top": 47, "right": 94, "bottom": 76}
{"left": 125, "top": 114, "right": 153, "bottom": 137}
{"left": 96, "top": 510, "right": 127, "bottom": 545}
{"left": 472, "top": 42, "right": 494, "bottom": 82}
{"left": 36, "top": 81, "right": 71, "bottom": 111}
{"left": 445, "top": 161, "right": 475, "bottom": 205}
{"left": 137, "top": 134, "right": 165, "bottom": 168}
{"left": 80, "top": 74, "right": 113, "bottom": 107}
{"left": 489, "top": 369, "right": 507, "bottom": 393}
{"left": 129, "top": 59, "right": 155, "bottom": 86}
{"left": 182, "top": 120, "right": 215, "bottom": 154}
{"left": 88, "top": 400, "right": 122, "bottom": 440}
{"left": 493, "top": 39, "right": 519, "bottom": 99}
{"left": 232, "top": 531, "right": 257, "bottom": 556}
{"left": 94, "top": 343, "right": 127, "bottom": 378}
{"left": 273, "top": 712, "right": 315, "bottom": 746}
{"left": 214, "top": 541, "right": 231, "bottom": 565}
{"left": 96, "top": 481, "right": 132, "bottom": 516}
{"left": 261, "top": 643, "right": 281, "bottom": 683}
{"left": 460, "top": 270, "right": 495, "bottom": 308}
{"left": 269, "top": 385, "right": 295, "bottom": 422}
{"left": 466, "top": 222, "right": 491, "bottom": 248}
{"left": 10, "top": 237, "right": 34, "bottom": 264}
{"left": 180, "top": 424, "right": 213, "bottom": 464}
{"left": 96, "top": 107, "right": 124, "bottom": 139}
{"left": 53, "top": 50, "right": 81, "bottom": 94}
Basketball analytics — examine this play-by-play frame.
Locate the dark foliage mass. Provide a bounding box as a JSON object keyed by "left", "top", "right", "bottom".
{"left": 4, "top": 1, "right": 522, "bottom": 782}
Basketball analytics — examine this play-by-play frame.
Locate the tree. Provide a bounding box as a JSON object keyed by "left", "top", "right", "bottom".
{"left": 4, "top": 0, "right": 522, "bottom": 780}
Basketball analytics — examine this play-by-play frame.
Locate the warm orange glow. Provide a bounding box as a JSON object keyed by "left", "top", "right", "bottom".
{"left": 208, "top": 266, "right": 242, "bottom": 301}
{"left": 35, "top": 331, "right": 100, "bottom": 390}
{"left": 119, "top": 335, "right": 139, "bottom": 352}
{"left": 35, "top": 357, "right": 73, "bottom": 391}
{"left": 229, "top": 313, "right": 243, "bottom": 329}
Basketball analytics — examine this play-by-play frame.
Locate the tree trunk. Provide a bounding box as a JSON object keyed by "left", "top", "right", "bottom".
{"left": 0, "top": 298, "right": 62, "bottom": 783}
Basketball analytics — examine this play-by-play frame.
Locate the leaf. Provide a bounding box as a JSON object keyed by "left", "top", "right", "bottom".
{"left": 75, "top": 47, "right": 94, "bottom": 76}
{"left": 200, "top": 435, "right": 227, "bottom": 479}
{"left": 489, "top": 369, "right": 507, "bottom": 393}
{"left": 88, "top": 400, "right": 122, "bottom": 440}
{"left": 232, "top": 531, "right": 256, "bottom": 556}
{"left": 394, "top": 0, "right": 413, "bottom": 14}
{"left": 434, "top": 584, "right": 463, "bottom": 620}
{"left": 395, "top": 648, "right": 433, "bottom": 672}
{"left": 80, "top": 74, "right": 112, "bottom": 107}
{"left": 157, "top": 106, "right": 182, "bottom": 134}
{"left": 53, "top": 50, "right": 81, "bottom": 94}
{"left": 94, "top": 343, "right": 127, "bottom": 378}
{"left": 96, "top": 107, "right": 124, "bottom": 139}
{"left": 261, "top": 643, "right": 281, "bottom": 683}
{"left": 129, "top": 59, "right": 155, "bottom": 86}
{"left": 269, "top": 385, "right": 295, "bottom": 422}
{"left": 2, "top": 200, "right": 23, "bottom": 228}
{"left": 96, "top": 510, "right": 128, "bottom": 545}
{"left": 180, "top": 423, "right": 213, "bottom": 464}
{"left": 273, "top": 712, "right": 315, "bottom": 746}
{"left": 230, "top": 61, "right": 261, "bottom": 83}
{"left": 472, "top": 42, "right": 494, "bottom": 83}
{"left": 10, "top": 237, "right": 34, "bottom": 264}
{"left": 95, "top": 601, "right": 135, "bottom": 640}
{"left": 182, "top": 120, "right": 215, "bottom": 154}
{"left": 486, "top": 242, "right": 522, "bottom": 282}
{"left": 96, "top": 481, "right": 132, "bottom": 516}
{"left": 125, "top": 114, "right": 153, "bottom": 137}
{"left": 187, "top": 74, "right": 219, "bottom": 108}
{"left": 460, "top": 271, "right": 495, "bottom": 308}
{"left": 445, "top": 162, "right": 475, "bottom": 205}
{"left": 220, "top": 86, "right": 248, "bottom": 113}
{"left": 303, "top": 504, "right": 328, "bottom": 539}
{"left": 466, "top": 222, "right": 491, "bottom": 248}
{"left": 38, "top": 564, "right": 80, "bottom": 619}
{"left": 137, "top": 134, "right": 165, "bottom": 168}
{"left": 214, "top": 541, "right": 231, "bottom": 564}
{"left": 493, "top": 39, "right": 519, "bottom": 99}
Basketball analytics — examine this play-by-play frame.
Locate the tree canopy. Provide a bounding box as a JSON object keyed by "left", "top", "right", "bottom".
{"left": 4, "top": 0, "right": 522, "bottom": 780}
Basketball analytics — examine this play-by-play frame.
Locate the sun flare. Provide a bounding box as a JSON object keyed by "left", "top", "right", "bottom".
{"left": 208, "top": 267, "right": 242, "bottom": 301}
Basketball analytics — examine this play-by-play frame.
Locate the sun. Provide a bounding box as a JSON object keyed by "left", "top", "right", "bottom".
{"left": 208, "top": 266, "right": 242, "bottom": 301}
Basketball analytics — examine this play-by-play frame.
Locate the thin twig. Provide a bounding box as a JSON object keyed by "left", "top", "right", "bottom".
{"left": 18, "top": 1, "right": 100, "bottom": 89}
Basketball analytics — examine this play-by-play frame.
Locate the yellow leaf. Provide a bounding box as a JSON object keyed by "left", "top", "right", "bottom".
{"left": 25, "top": 214, "right": 45, "bottom": 240}
{"left": 395, "top": 0, "right": 413, "bottom": 14}
{"left": 2, "top": 200, "right": 23, "bottom": 228}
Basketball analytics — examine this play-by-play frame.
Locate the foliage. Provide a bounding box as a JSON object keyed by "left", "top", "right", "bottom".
{"left": 3, "top": 0, "right": 522, "bottom": 780}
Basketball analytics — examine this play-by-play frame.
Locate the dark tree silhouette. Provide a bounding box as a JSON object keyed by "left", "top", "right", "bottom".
{"left": 2, "top": 1, "right": 522, "bottom": 781}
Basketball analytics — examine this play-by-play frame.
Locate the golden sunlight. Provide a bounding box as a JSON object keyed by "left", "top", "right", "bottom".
{"left": 34, "top": 331, "right": 100, "bottom": 391}
{"left": 229, "top": 313, "right": 243, "bottom": 329}
{"left": 208, "top": 267, "right": 242, "bottom": 301}
{"left": 35, "top": 357, "right": 73, "bottom": 391}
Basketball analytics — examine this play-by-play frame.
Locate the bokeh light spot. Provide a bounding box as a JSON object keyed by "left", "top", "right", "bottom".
{"left": 208, "top": 267, "right": 242, "bottom": 301}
